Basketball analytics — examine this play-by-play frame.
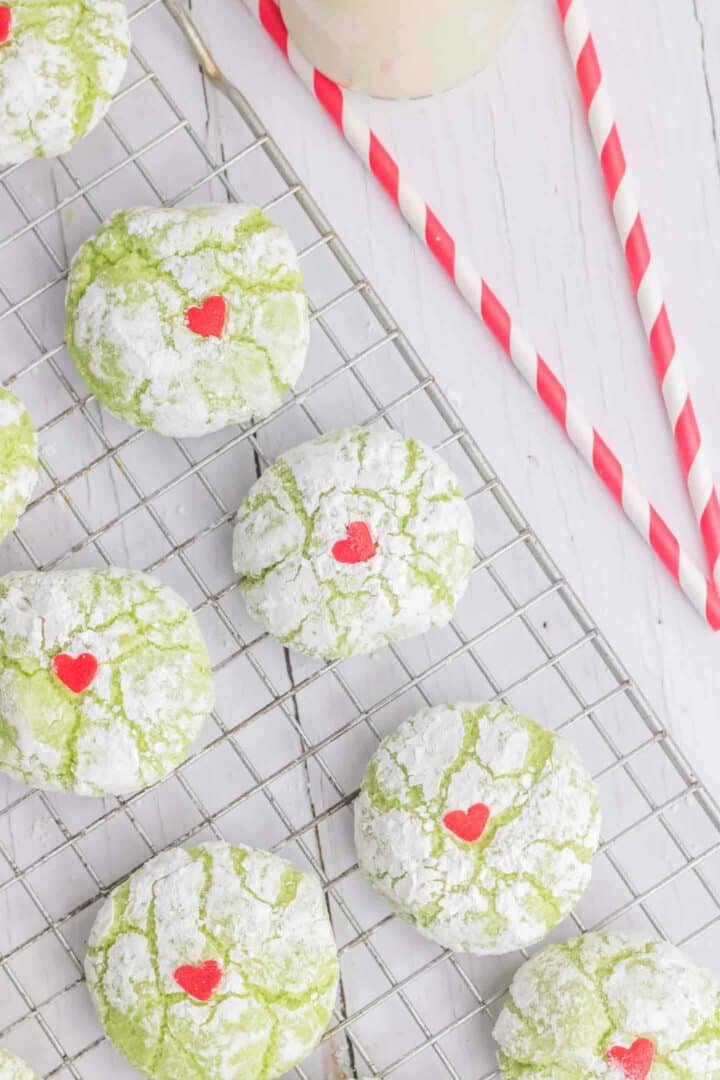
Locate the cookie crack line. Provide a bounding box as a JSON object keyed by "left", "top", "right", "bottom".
{"left": 495, "top": 933, "right": 720, "bottom": 1077}
{"left": 65, "top": 205, "right": 309, "bottom": 437}
{"left": 235, "top": 426, "right": 474, "bottom": 660}
{"left": 356, "top": 702, "right": 601, "bottom": 955}
{"left": 85, "top": 843, "right": 340, "bottom": 1080}
{"left": 0, "top": 0, "right": 130, "bottom": 163}
{"left": 0, "top": 568, "right": 214, "bottom": 796}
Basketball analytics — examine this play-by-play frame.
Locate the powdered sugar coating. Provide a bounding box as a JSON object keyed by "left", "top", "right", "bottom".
{"left": 354, "top": 703, "right": 601, "bottom": 955}
{"left": 0, "top": 568, "right": 214, "bottom": 796}
{"left": 85, "top": 842, "right": 339, "bottom": 1080}
{"left": 0, "top": 1048, "right": 37, "bottom": 1080}
{"left": 0, "top": 388, "right": 38, "bottom": 542}
{"left": 66, "top": 205, "right": 310, "bottom": 437}
{"left": 233, "top": 425, "right": 474, "bottom": 659}
{"left": 0, "top": 0, "right": 130, "bottom": 165}
{"left": 494, "top": 931, "right": 720, "bottom": 1078}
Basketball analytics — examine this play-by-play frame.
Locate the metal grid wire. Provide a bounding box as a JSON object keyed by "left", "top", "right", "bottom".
{"left": 1, "top": 2, "right": 720, "bottom": 1077}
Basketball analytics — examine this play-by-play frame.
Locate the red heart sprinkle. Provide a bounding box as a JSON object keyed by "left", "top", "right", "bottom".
{"left": 606, "top": 1038, "right": 655, "bottom": 1080}
{"left": 186, "top": 295, "right": 228, "bottom": 338}
{"left": 332, "top": 521, "right": 377, "bottom": 564}
{"left": 443, "top": 803, "right": 491, "bottom": 843}
{"left": 173, "top": 960, "right": 223, "bottom": 1002}
{"left": 0, "top": 7, "right": 12, "bottom": 45}
{"left": 52, "top": 653, "right": 98, "bottom": 694}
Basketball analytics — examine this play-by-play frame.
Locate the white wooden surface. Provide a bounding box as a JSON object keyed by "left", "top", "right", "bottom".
{"left": 185, "top": 0, "right": 720, "bottom": 793}
{"left": 2, "top": 3, "right": 720, "bottom": 1078}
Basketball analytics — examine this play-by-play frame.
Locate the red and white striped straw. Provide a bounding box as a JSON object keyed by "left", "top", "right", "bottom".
{"left": 558, "top": 0, "right": 720, "bottom": 592}
{"left": 246, "top": 0, "right": 720, "bottom": 631}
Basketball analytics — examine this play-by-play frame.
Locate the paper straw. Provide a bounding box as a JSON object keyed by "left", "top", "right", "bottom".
{"left": 558, "top": 0, "right": 720, "bottom": 591}
{"left": 245, "top": 0, "right": 720, "bottom": 631}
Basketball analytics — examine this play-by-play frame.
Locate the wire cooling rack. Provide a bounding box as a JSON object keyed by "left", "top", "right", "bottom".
{"left": 1, "top": 2, "right": 720, "bottom": 1077}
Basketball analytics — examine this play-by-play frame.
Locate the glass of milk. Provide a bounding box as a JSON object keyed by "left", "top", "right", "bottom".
{"left": 279, "top": 0, "right": 520, "bottom": 99}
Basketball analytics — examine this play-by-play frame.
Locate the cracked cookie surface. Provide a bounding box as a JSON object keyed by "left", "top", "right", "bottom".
{"left": 0, "top": 1049, "right": 37, "bottom": 1080}
{"left": 232, "top": 425, "right": 474, "bottom": 659}
{"left": 0, "top": 0, "right": 130, "bottom": 164}
{"left": 494, "top": 931, "right": 720, "bottom": 1078}
{"left": 0, "top": 388, "right": 38, "bottom": 543}
{"left": 0, "top": 567, "right": 214, "bottom": 796}
{"left": 354, "top": 703, "right": 601, "bottom": 954}
{"left": 85, "top": 842, "right": 340, "bottom": 1080}
{"left": 66, "top": 205, "right": 310, "bottom": 437}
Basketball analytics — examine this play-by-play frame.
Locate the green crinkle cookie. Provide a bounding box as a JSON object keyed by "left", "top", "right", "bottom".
{"left": 0, "top": 0, "right": 130, "bottom": 165}
{"left": 65, "top": 204, "right": 310, "bottom": 437}
{"left": 0, "top": 1048, "right": 37, "bottom": 1080}
{"left": 355, "top": 702, "right": 601, "bottom": 955}
{"left": 85, "top": 842, "right": 340, "bottom": 1080}
{"left": 233, "top": 425, "right": 475, "bottom": 659}
{"left": 494, "top": 931, "right": 720, "bottom": 1078}
{"left": 0, "top": 567, "right": 214, "bottom": 796}
{"left": 0, "top": 388, "right": 38, "bottom": 542}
